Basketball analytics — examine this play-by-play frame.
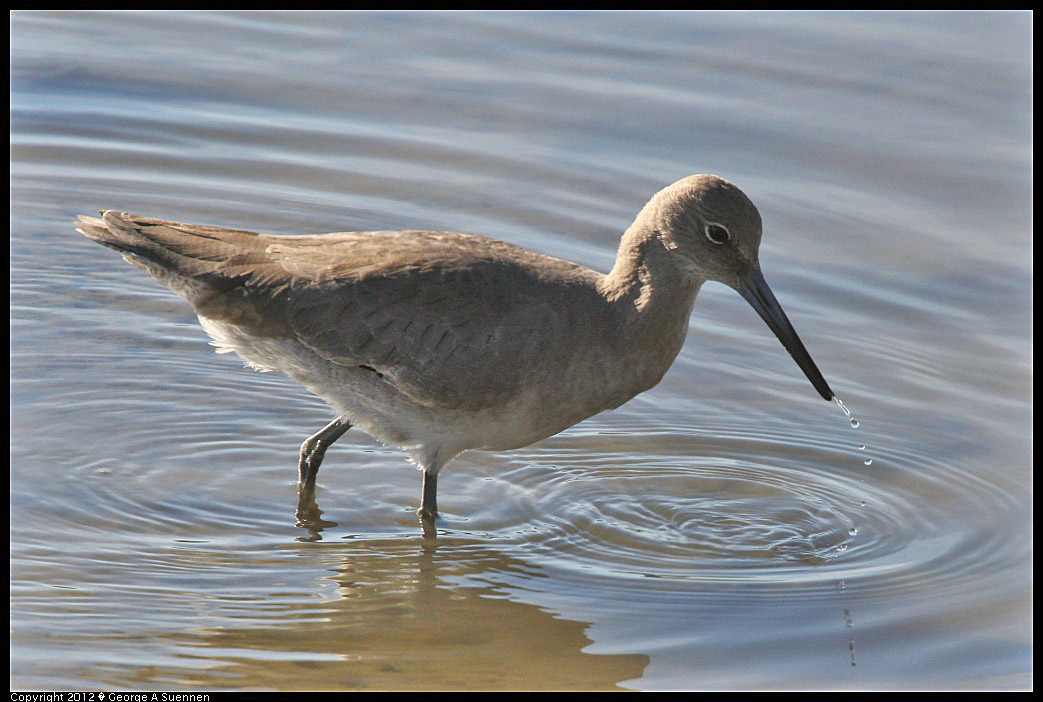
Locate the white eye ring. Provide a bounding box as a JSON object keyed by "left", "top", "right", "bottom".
{"left": 705, "top": 222, "right": 730, "bottom": 245}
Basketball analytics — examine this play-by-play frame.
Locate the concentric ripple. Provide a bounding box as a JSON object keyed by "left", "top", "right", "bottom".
{"left": 444, "top": 419, "right": 1023, "bottom": 601}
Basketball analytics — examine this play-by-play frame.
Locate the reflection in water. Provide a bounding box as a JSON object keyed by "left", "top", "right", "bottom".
{"left": 10, "top": 9, "right": 1031, "bottom": 691}
{"left": 844, "top": 608, "right": 856, "bottom": 668}
{"left": 295, "top": 493, "right": 441, "bottom": 540}
{"left": 294, "top": 493, "right": 339, "bottom": 541}
{"left": 82, "top": 538, "right": 649, "bottom": 691}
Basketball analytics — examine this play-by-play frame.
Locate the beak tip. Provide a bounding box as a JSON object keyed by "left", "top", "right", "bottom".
{"left": 738, "top": 271, "right": 834, "bottom": 404}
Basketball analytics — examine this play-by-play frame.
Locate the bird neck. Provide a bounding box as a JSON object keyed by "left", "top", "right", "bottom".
{"left": 600, "top": 222, "right": 703, "bottom": 321}
{"left": 596, "top": 223, "right": 704, "bottom": 397}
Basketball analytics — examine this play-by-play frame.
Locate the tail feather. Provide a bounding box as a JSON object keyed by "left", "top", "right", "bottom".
{"left": 75, "top": 210, "right": 293, "bottom": 337}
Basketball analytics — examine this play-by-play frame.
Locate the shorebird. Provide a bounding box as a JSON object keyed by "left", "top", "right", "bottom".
{"left": 76, "top": 174, "right": 833, "bottom": 528}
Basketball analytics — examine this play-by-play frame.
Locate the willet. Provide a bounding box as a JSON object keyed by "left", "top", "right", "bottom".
{"left": 76, "top": 174, "right": 833, "bottom": 528}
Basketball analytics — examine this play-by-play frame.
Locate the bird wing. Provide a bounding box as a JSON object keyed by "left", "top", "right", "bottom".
{"left": 77, "top": 211, "right": 601, "bottom": 410}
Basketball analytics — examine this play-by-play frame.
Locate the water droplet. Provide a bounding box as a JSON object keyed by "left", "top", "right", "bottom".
{"left": 850, "top": 418, "right": 859, "bottom": 428}
{"left": 848, "top": 527, "right": 858, "bottom": 536}
{"left": 834, "top": 396, "right": 851, "bottom": 418}
{"left": 858, "top": 444, "right": 866, "bottom": 451}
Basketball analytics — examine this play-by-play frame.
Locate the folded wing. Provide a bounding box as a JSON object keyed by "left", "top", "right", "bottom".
{"left": 76, "top": 211, "right": 600, "bottom": 410}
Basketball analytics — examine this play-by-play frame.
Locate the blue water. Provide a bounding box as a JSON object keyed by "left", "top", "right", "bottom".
{"left": 11, "top": 10, "right": 1031, "bottom": 691}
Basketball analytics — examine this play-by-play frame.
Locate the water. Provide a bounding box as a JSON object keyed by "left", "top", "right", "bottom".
{"left": 11, "top": 10, "right": 1031, "bottom": 691}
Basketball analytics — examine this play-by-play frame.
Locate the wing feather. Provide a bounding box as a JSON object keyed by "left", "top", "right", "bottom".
{"left": 77, "top": 211, "right": 605, "bottom": 409}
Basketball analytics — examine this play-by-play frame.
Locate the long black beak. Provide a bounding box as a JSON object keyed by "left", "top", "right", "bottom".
{"left": 736, "top": 269, "right": 833, "bottom": 401}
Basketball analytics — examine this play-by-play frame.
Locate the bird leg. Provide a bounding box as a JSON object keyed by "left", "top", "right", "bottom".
{"left": 295, "top": 416, "right": 352, "bottom": 524}
{"left": 419, "top": 470, "right": 438, "bottom": 524}
{"left": 297, "top": 416, "right": 352, "bottom": 490}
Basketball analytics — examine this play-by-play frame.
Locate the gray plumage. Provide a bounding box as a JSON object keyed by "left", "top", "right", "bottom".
{"left": 76, "top": 175, "right": 832, "bottom": 526}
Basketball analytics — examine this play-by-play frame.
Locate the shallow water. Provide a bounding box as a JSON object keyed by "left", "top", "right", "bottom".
{"left": 11, "top": 10, "right": 1031, "bottom": 691}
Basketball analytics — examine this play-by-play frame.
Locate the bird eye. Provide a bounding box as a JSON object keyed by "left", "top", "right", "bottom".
{"left": 705, "top": 222, "right": 730, "bottom": 245}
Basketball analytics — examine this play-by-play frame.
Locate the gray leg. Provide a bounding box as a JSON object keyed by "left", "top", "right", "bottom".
{"left": 418, "top": 470, "right": 438, "bottom": 522}
{"left": 298, "top": 416, "right": 352, "bottom": 488}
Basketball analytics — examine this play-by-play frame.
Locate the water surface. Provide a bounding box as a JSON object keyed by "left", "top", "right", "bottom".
{"left": 11, "top": 10, "right": 1032, "bottom": 691}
